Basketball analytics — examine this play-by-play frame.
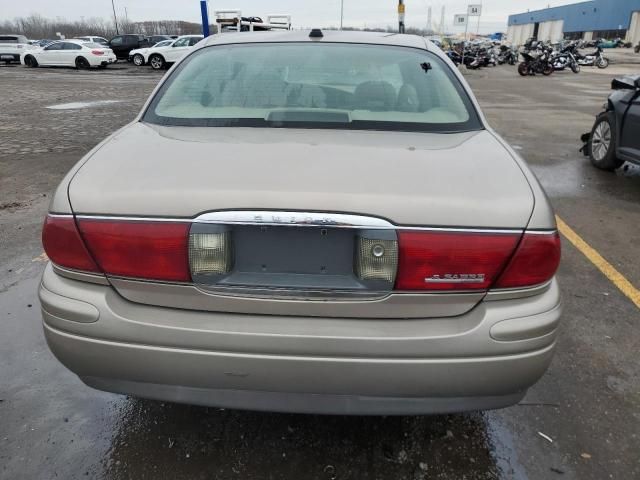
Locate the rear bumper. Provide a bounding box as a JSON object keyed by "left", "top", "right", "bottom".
{"left": 0, "top": 53, "right": 20, "bottom": 62}
{"left": 40, "top": 263, "right": 562, "bottom": 415}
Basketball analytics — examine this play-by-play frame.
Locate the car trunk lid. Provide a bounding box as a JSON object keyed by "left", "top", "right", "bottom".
{"left": 67, "top": 123, "right": 535, "bottom": 318}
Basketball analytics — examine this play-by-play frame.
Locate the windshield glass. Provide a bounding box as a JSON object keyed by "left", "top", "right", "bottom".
{"left": 144, "top": 43, "right": 481, "bottom": 132}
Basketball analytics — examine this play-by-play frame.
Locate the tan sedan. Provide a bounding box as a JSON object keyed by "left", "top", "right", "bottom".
{"left": 39, "top": 30, "right": 561, "bottom": 415}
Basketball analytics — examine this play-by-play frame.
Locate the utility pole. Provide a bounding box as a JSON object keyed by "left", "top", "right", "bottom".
{"left": 111, "top": 0, "right": 119, "bottom": 34}
{"left": 398, "top": 0, "right": 405, "bottom": 34}
{"left": 340, "top": 0, "right": 344, "bottom": 29}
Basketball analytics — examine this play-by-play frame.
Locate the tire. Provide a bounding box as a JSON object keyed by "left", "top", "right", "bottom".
{"left": 517, "top": 62, "right": 529, "bottom": 76}
{"left": 596, "top": 57, "right": 609, "bottom": 69}
{"left": 24, "top": 55, "right": 38, "bottom": 67}
{"left": 75, "top": 56, "right": 90, "bottom": 69}
{"left": 542, "top": 63, "right": 554, "bottom": 76}
{"left": 132, "top": 54, "right": 144, "bottom": 66}
{"left": 149, "top": 54, "right": 165, "bottom": 70}
{"left": 571, "top": 63, "right": 581, "bottom": 74}
{"left": 589, "top": 112, "right": 624, "bottom": 171}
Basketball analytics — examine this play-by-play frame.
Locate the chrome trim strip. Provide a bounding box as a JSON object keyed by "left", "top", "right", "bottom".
{"left": 75, "top": 215, "right": 189, "bottom": 223}
{"left": 523, "top": 230, "right": 559, "bottom": 236}
{"left": 47, "top": 213, "right": 74, "bottom": 218}
{"left": 195, "top": 211, "right": 394, "bottom": 229}
{"left": 72, "top": 212, "right": 538, "bottom": 234}
{"left": 52, "top": 264, "right": 110, "bottom": 286}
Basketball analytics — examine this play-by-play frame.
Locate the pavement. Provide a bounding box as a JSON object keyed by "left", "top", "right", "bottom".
{"left": 1, "top": 59, "right": 639, "bottom": 480}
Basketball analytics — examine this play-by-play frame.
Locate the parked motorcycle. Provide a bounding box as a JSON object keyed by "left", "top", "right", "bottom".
{"left": 551, "top": 42, "right": 581, "bottom": 73}
{"left": 575, "top": 46, "right": 609, "bottom": 69}
{"left": 518, "top": 42, "right": 554, "bottom": 76}
{"left": 497, "top": 45, "right": 518, "bottom": 65}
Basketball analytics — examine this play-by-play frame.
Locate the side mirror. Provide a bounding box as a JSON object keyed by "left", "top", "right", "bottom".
{"left": 611, "top": 76, "right": 640, "bottom": 90}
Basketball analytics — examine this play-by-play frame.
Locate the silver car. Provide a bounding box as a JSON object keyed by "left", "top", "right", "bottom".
{"left": 40, "top": 30, "right": 562, "bottom": 415}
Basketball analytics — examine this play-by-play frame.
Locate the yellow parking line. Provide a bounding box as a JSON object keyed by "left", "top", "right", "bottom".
{"left": 556, "top": 216, "right": 640, "bottom": 309}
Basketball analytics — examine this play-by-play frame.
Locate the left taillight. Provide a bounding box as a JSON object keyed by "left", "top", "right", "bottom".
{"left": 91, "top": 50, "right": 104, "bottom": 55}
{"left": 42, "top": 215, "right": 101, "bottom": 273}
{"left": 77, "top": 219, "right": 191, "bottom": 282}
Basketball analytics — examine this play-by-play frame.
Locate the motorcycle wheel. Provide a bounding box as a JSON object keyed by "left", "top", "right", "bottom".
{"left": 571, "top": 63, "right": 581, "bottom": 74}
{"left": 596, "top": 57, "right": 609, "bottom": 69}
{"left": 517, "top": 62, "right": 529, "bottom": 76}
{"left": 542, "top": 63, "right": 554, "bottom": 76}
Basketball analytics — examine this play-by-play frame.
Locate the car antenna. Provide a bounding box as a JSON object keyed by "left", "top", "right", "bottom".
{"left": 420, "top": 62, "right": 432, "bottom": 73}
{"left": 309, "top": 29, "right": 323, "bottom": 38}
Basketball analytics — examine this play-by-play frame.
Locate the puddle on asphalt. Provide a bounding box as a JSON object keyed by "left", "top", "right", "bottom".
{"left": 46, "top": 100, "right": 122, "bottom": 110}
{"left": 100, "top": 399, "right": 503, "bottom": 479}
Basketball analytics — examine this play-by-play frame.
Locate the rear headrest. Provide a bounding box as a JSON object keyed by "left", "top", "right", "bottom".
{"left": 353, "top": 81, "right": 396, "bottom": 111}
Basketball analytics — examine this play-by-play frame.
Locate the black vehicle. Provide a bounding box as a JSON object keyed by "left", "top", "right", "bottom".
{"left": 108, "top": 34, "right": 151, "bottom": 60}
{"left": 147, "top": 34, "right": 172, "bottom": 45}
{"left": 581, "top": 76, "right": 640, "bottom": 170}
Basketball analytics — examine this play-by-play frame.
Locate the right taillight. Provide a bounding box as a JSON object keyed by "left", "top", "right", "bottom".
{"left": 395, "top": 231, "right": 521, "bottom": 291}
{"left": 394, "top": 230, "right": 560, "bottom": 292}
{"left": 494, "top": 232, "right": 561, "bottom": 289}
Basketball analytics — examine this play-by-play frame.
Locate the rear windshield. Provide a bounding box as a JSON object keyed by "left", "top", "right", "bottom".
{"left": 0, "top": 35, "right": 27, "bottom": 43}
{"left": 143, "top": 42, "right": 481, "bottom": 133}
{"left": 83, "top": 42, "right": 104, "bottom": 48}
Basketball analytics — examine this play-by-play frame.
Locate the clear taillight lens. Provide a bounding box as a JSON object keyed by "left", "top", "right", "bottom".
{"left": 355, "top": 236, "right": 398, "bottom": 284}
{"left": 189, "top": 231, "right": 233, "bottom": 276}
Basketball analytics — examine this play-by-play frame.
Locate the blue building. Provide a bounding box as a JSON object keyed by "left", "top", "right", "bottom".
{"left": 507, "top": 0, "right": 640, "bottom": 45}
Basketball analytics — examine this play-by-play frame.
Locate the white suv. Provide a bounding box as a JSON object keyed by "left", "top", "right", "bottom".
{"left": 147, "top": 35, "right": 203, "bottom": 70}
{"left": 0, "top": 35, "right": 33, "bottom": 64}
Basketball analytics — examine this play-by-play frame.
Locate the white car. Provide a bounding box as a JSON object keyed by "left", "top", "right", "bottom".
{"left": 21, "top": 40, "right": 116, "bottom": 69}
{"left": 147, "top": 35, "right": 203, "bottom": 70}
{"left": 129, "top": 39, "right": 174, "bottom": 66}
{"left": 75, "top": 36, "right": 109, "bottom": 47}
{"left": 0, "top": 34, "right": 34, "bottom": 64}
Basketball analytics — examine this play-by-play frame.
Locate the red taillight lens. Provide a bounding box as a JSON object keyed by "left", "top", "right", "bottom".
{"left": 77, "top": 220, "right": 191, "bottom": 282}
{"left": 91, "top": 50, "right": 104, "bottom": 55}
{"left": 396, "top": 231, "right": 521, "bottom": 291}
{"left": 495, "top": 232, "right": 561, "bottom": 289}
{"left": 42, "top": 215, "right": 101, "bottom": 273}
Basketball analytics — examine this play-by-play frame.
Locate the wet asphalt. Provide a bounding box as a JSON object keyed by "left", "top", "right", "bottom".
{"left": 1, "top": 59, "right": 639, "bottom": 480}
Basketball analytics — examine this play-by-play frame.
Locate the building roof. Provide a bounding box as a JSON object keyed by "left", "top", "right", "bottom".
{"left": 508, "top": 0, "right": 640, "bottom": 31}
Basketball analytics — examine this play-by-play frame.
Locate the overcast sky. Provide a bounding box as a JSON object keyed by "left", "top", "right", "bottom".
{"left": 3, "top": 1, "right": 575, "bottom": 33}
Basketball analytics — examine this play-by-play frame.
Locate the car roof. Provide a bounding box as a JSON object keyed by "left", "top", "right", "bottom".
{"left": 202, "top": 30, "right": 431, "bottom": 50}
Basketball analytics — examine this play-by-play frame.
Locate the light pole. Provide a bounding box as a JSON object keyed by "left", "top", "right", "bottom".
{"left": 340, "top": 0, "right": 344, "bottom": 30}
{"left": 398, "top": 0, "right": 405, "bottom": 33}
{"left": 111, "top": 0, "right": 119, "bottom": 34}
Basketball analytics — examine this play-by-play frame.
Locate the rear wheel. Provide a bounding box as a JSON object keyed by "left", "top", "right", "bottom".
{"left": 542, "top": 63, "right": 554, "bottom": 76}
{"left": 24, "top": 55, "right": 38, "bottom": 67}
{"left": 149, "top": 54, "right": 165, "bottom": 70}
{"left": 75, "top": 56, "right": 90, "bottom": 69}
{"left": 132, "top": 54, "right": 144, "bottom": 66}
{"left": 596, "top": 57, "right": 609, "bottom": 69}
{"left": 517, "top": 62, "right": 529, "bottom": 76}
{"left": 589, "top": 112, "right": 624, "bottom": 171}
